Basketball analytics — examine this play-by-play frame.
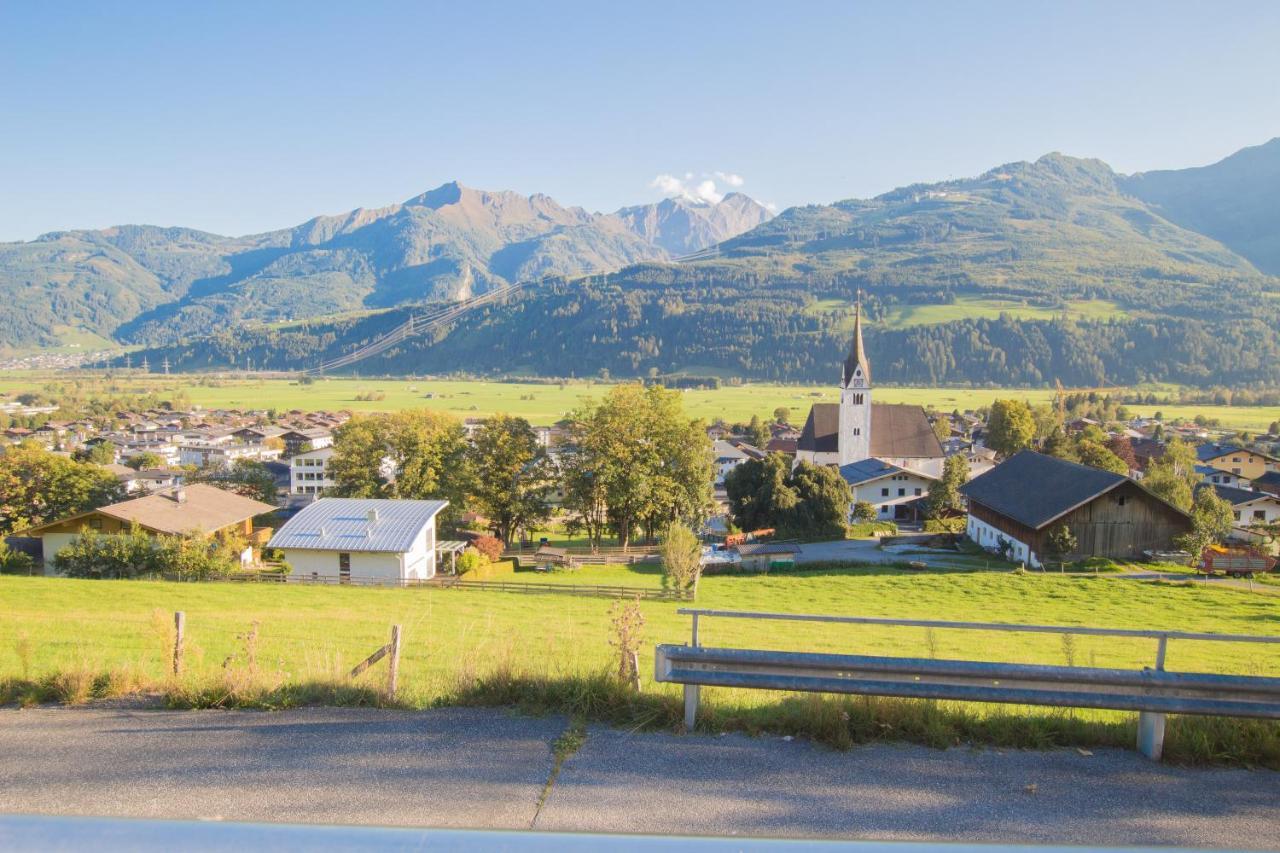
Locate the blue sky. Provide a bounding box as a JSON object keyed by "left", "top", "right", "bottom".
{"left": 2, "top": 1, "right": 1278, "bottom": 241}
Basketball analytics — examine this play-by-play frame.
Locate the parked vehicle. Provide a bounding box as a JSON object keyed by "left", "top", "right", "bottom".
{"left": 1197, "top": 547, "right": 1277, "bottom": 578}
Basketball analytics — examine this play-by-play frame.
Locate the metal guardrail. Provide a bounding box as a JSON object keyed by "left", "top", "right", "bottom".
{"left": 655, "top": 609, "right": 1280, "bottom": 760}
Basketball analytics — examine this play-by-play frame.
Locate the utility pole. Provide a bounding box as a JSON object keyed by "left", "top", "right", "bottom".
{"left": 141, "top": 356, "right": 149, "bottom": 374}
{"left": 162, "top": 356, "right": 170, "bottom": 376}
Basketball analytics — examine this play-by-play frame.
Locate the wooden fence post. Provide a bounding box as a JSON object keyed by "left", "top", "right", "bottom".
{"left": 386, "top": 624, "right": 402, "bottom": 699}
{"left": 172, "top": 611, "right": 185, "bottom": 676}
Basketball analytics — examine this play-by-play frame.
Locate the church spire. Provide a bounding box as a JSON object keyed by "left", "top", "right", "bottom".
{"left": 842, "top": 297, "right": 871, "bottom": 387}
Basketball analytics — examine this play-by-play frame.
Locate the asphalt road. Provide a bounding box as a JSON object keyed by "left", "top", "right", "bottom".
{"left": 2, "top": 707, "right": 1278, "bottom": 847}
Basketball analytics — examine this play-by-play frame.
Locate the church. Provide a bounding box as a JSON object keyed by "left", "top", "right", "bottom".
{"left": 795, "top": 304, "right": 946, "bottom": 519}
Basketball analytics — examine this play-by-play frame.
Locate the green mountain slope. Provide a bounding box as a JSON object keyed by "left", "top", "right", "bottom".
{"left": 135, "top": 151, "right": 1280, "bottom": 386}
{"left": 1121, "top": 138, "right": 1280, "bottom": 275}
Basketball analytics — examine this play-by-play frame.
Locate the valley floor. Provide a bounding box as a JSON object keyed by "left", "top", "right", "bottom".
{"left": 1, "top": 706, "right": 1276, "bottom": 846}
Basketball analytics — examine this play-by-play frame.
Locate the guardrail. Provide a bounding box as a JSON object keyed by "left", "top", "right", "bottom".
{"left": 654, "top": 608, "right": 1280, "bottom": 760}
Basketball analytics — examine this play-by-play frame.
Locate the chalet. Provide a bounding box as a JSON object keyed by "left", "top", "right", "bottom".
{"left": 1197, "top": 465, "right": 1250, "bottom": 490}
{"left": 1200, "top": 484, "right": 1280, "bottom": 527}
{"left": 961, "top": 450, "right": 1190, "bottom": 567}
{"left": 714, "top": 440, "right": 765, "bottom": 485}
{"left": 795, "top": 303, "right": 945, "bottom": 477}
{"left": 268, "top": 498, "right": 450, "bottom": 584}
{"left": 839, "top": 458, "right": 937, "bottom": 521}
{"left": 1196, "top": 443, "right": 1280, "bottom": 480}
{"left": 20, "top": 484, "right": 275, "bottom": 571}
{"left": 1252, "top": 471, "right": 1280, "bottom": 498}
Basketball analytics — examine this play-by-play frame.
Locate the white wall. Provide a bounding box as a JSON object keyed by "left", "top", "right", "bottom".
{"left": 283, "top": 520, "right": 436, "bottom": 584}
{"left": 966, "top": 515, "right": 1038, "bottom": 567}
{"left": 852, "top": 472, "right": 934, "bottom": 518}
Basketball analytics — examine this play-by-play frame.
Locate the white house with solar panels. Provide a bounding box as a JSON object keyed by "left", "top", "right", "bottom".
{"left": 267, "top": 498, "right": 452, "bottom": 584}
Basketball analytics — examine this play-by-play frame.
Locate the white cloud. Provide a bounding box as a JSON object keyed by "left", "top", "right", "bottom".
{"left": 649, "top": 170, "right": 748, "bottom": 205}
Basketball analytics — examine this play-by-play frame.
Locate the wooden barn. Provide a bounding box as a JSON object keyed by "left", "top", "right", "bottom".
{"left": 960, "top": 450, "right": 1191, "bottom": 567}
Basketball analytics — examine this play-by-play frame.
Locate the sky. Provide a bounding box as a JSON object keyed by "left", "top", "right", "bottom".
{"left": 2, "top": 0, "right": 1279, "bottom": 241}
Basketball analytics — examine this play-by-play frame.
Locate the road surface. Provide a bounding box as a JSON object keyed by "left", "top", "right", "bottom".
{"left": 1, "top": 707, "right": 1277, "bottom": 846}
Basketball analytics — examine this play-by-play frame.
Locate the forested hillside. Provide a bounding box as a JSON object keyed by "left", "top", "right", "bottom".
{"left": 134, "top": 150, "right": 1280, "bottom": 386}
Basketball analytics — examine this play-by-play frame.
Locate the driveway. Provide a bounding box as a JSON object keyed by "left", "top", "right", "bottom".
{"left": 1, "top": 707, "right": 1277, "bottom": 847}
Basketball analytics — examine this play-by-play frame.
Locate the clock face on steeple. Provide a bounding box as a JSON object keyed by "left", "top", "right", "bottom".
{"left": 849, "top": 368, "right": 865, "bottom": 389}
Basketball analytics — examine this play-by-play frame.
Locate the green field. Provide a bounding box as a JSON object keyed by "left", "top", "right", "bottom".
{"left": 3, "top": 569, "right": 1277, "bottom": 694}
{"left": 4, "top": 569, "right": 1277, "bottom": 762}
{"left": 805, "top": 297, "right": 1128, "bottom": 331}
{"left": 1, "top": 372, "right": 1278, "bottom": 431}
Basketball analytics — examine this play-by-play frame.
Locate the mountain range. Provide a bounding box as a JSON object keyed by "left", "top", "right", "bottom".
{"left": 9, "top": 138, "right": 1280, "bottom": 388}
{"left": 0, "top": 185, "right": 772, "bottom": 349}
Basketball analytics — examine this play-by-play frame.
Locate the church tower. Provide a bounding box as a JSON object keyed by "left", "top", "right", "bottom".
{"left": 837, "top": 301, "right": 872, "bottom": 466}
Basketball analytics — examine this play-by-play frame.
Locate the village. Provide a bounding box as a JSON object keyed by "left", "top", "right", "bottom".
{"left": 2, "top": 305, "right": 1278, "bottom": 586}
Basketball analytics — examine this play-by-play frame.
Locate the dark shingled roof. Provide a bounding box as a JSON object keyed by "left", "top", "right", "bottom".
{"left": 1199, "top": 483, "right": 1279, "bottom": 507}
{"left": 797, "top": 403, "right": 944, "bottom": 459}
{"left": 960, "top": 450, "right": 1130, "bottom": 530}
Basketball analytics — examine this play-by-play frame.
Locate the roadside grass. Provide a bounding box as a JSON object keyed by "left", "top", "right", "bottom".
{"left": 511, "top": 562, "right": 666, "bottom": 589}
{"left": 2, "top": 573, "right": 1278, "bottom": 766}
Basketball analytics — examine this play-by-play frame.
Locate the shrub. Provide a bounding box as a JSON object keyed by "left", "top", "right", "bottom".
{"left": 472, "top": 535, "right": 504, "bottom": 563}
{"left": 456, "top": 549, "right": 486, "bottom": 575}
{"left": 852, "top": 501, "right": 877, "bottom": 523}
{"left": 53, "top": 526, "right": 242, "bottom": 580}
{"left": 923, "top": 517, "right": 966, "bottom": 534}
{"left": 0, "top": 542, "right": 35, "bottom": 575}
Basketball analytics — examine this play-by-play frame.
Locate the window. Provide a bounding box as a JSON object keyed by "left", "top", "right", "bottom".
{"left": 914, "top": 488, "right": 922, "bottom": 497}
{"left": 1233, "top": 511, "right": 1241, "bottom": 521}
{"left": 852, "top": 393, "right": 864, "bottom": 405}
{"left": 1254, "top": 510, "right": 1267, "bottom": 521}
{"left": 1117, "top": 495, "right": 1127, "bottom": 506}
{"left": 339, "top": 552, "right": 351, "bottom": 584}
{"left": 881, "top": 487, "right": 889, "bottom": 497}
{"left": 898, "top": 488, "right": 905, "bottom": 497}
{"left": 1233, "top": 468, "right": 1242, "bottom": 475}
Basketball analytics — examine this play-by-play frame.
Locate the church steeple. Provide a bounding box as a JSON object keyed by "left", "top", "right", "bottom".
{"left": 841, "top": 299, "right": 871, "bottom": 388}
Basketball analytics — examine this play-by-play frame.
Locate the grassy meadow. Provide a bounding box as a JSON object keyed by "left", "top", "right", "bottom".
{"left": 5, "top": 371, "right": 1279, "bottom": 430}
{"left": 2, "top": 568, "right": 1278, "bottom": 764}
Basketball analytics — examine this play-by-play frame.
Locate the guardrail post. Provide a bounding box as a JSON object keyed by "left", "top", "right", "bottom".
{"left": 1137, "top": 635, "right": 1168, "bottom": 760}
{"left": 684, "top": 612, "right": 701, "bottom": 730}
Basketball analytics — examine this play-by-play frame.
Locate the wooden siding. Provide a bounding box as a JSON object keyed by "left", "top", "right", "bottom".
{"left": 971, "top": 481, "right": 1190, "bottom": 561}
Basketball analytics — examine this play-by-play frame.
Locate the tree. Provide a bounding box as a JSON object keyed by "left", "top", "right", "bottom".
{"left": 772, "top": 407, "right": 791, "bottom": 424}
{"left": 1175, "top": 490, "right": 1234, "bottom": 564}
{"left": 467, "top": 414, "right": 555, "bottom": 545}
{"left": 725, "top": 456, "right": 849, "bottom": 539}
{"left": 746, "top": 415, "right": 770, "bottom": 449}
{"left": 563, "top": 385, "right": 712, "bottom": 548}
{"left": 126, "top": 451, "right": 165, "bottom": 470}
{"left": 0, "top": 442, "right": 126, "bottom": 535}
{"left": 925, "top": 453, "right": 968, "bottom": 519}
{"left": 1044, "top": 523, "right": 1078, "bottom": 565}
{"left": 1076, "top": 440, "right": 1128, "bottom": 475}
{"left": 930, "top": 414, "right": 951, "bottom": 443}
{"left": 53, "top": 525, "right": 243, "bottom": 580}
{"left": 329, "top": 410, "right": 471, "bottom": 529}
{"left": 659, "top": 522, "right": 702, "bottom": 594}
{"left": 1041, "top": 427, "right": 1078, "bottom": 462}
{"left": 80, "top": 442, "right": 117, "bottom": 466}
{"left": 1106, "top": 435, "right": 1138, "bottom": 472}
{"left": 1140, "top": 437, "right": 1199, "bottom": 512}
{"left": 986, "top": 400, "right": 1036, "bottom": 458}
{"left": 851, "top": 501, "right": 877, "bottom": 523}
{"left": 193, "top": 459, "right": 278, "bottom": 505}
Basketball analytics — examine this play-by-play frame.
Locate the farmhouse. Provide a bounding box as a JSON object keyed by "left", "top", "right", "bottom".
{"left": 21, "top": 484, "right": 275, "bottom": 571}
{"left": 839, "top": 458, "right": 937, "bottom": 521}
{"left": 795, "top": 303, "right": 945, "bottom": 477}
{"left": 961, "top": 450, "right": 1190, "bottom": 567}
{"left": 268, "top": 498, "right": 449, "bottom": 584}
{"left": 1202, "top": 484, "right": 1280, "bottom": 526}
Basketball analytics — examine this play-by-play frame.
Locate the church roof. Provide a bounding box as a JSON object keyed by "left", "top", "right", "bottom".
{"left": 797, "top": 403, "right": 944, "bottom": 459}
{"left": 842, "top": 304, "right": 871, "bottom": 386}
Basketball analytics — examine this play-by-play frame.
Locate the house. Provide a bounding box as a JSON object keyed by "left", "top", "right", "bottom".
{"left": 1200, "top": 484, "right": 1280, "bottom": 528}
{"left": 1197, "top": 465, "right": 1250, "bottom": 490}
{"left": 1129, "top": 437, "right": 1167, "bottom": 473}
{"left": 179, "top": 440, "right": 281, "bottom": 469}
{"left": 795, "top": 303, "right": 945, "bottom": 477}
{"left": 290, "top": 445, "right": 336, "bottom": 498}
{"left": 20, "top": 484, "right": 275, "bottom": 571}
{"left": 280, "top": 428, "right": 334, "bottom": 457}
{"left": 839, "top": 458, "right": 937, "bottom": 521}
{"left": 1196, "top": 443, "right": 1280, "bottom": 480}
{"left": 267, "top": 498, "right": 450, "bottom": 584}
{"left": 110, "top": 465, "right": 183, "bottom": 494}
{"left": 960, "top": 450, "right": 1190, "bottom": 567}
{"left": 1252, "top": 471, "right": 1280, "bottom": 498}
{"left": 713, "top": 440, "right": 764, "bottom": 485}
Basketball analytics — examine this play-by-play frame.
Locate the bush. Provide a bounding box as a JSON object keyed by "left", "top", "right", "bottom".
{"left": 923, "top": 517, "right": 966, "bottom": 534}
{"left": 0, "top": 542, "right": 35, "bottom": 575}
{"left": 53, "top": 526, "right": 242, "bottom": 580}
{"left": 456, "top": 550, "right": 486, "bottom": 575}
{"left": 852, "top": 501, "right": 877, "bottom": 523}
{"left": 472, "top": 535, "right": 504, "bottom": 563}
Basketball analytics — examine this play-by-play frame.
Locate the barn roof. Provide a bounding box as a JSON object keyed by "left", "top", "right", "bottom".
{"left": 960, "top": 450, "right": 1134, "bottom": 531}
